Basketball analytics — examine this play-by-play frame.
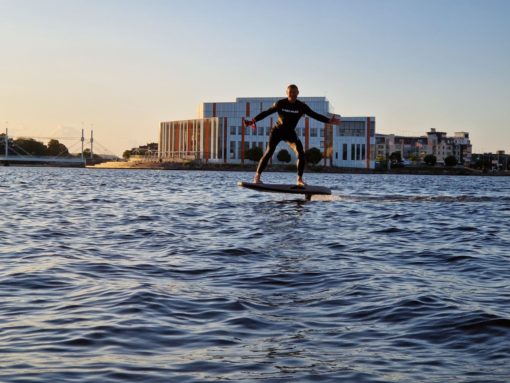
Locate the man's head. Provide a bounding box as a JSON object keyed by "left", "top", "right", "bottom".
{"left": 286, "top": 84, "right": 299, "bottom": 102}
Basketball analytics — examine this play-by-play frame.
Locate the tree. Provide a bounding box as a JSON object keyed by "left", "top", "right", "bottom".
{"left": 245, "top": 146, "right": 263, "bottom": 162}
{"left": 444, "top": 155, "right": 458, "bottom": 167}
{"left": 0, "top": 134, "right": 7, "bottom": 154}
{"left": 408, "top": 154, "right": 420, "bottom": 163}
{"left": 12, "top": 138, "right": 47, "bottom": 156}
{"left": 305, "top": 147, "right": 322, "bottom": 165}
{"left": 375, "top": 155, "right": 388, "bottom": 169}
{"left": 47, "top": 139, "right": 69, "bottom": 156}
{"left": 424, "top": 154, "right": 437, "bottom": 166}
{"left": 82, "top": 148, "right": 102, "bottom": 159}
{"left": 277, "top": 149, "right": 291, "bottom": 163}
{"left": 389, "top": 151, "right": 402, "bottom": 164}
{"left": 472, "top": 155, "right": 483, "bottom": 169}
{"left": 122, "top": 150, "right": 132, "bottom": 160}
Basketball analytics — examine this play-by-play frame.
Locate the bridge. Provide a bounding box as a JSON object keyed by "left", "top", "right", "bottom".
{"left": 1, "top": 126, "right": 116, "bottom": 166}
{"left": 0, "top": 155, "right": 85, "bottom": 166}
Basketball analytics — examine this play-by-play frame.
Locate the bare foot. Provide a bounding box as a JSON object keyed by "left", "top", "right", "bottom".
{"left": 296, "top": 177, "right": 307, "bottom": 187}
{"left": 253, "top": 174, "right": 262, "bottom": 184}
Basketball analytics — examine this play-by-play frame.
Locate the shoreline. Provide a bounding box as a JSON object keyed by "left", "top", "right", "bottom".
{"left": 87, "top": 161, "right": 510, "bottom": 176}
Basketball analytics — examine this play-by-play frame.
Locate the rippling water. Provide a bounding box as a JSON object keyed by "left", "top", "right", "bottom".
{"left": 1, "top": 167, "right": 509, "bottom": 382}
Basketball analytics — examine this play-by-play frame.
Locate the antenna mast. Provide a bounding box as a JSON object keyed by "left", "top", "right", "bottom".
{"left": 90, "top": 129, "right": 94, "bottom": 159}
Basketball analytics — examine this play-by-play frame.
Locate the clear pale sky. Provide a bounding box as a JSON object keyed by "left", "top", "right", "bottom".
{"left": 1, "top": 0, "right": 509, "bottom": 155}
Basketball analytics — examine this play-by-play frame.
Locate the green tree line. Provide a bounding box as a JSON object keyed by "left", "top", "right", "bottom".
{"left": 1, "top": 138, "right": 71, "bottom": 156}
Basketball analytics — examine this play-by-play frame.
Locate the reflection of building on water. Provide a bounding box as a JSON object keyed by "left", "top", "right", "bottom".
{"left": 159, "top": 97, "right": 376, "bottom": 169}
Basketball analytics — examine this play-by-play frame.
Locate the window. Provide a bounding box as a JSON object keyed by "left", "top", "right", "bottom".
{"left": 351, "top": 144, "right": 355, "bottom": 160}
{"left": 230, "top": 141, "right": 236, "bottom": 159}
{"left": 237, "top": 126, "right": 243, "bottom": 135}
{"left": 343, "top": 144, "right": 348, "bottom": 160}
{"left": 230, "top": 126, "right": 236, "bottom": 135}
{"left": 356, "top": 144, "right": 361, "bottom": 161}
{"left": 320, "top": 141, "right": 324, "bottom": 148}
{"left": 339, "top": 121, "right": 366, "bottom": 137}
{"left": 361, "top": 144, "right": 366, "bottom": 160}
{"left": 258, "top": 126, "right": 264, "bottom": 136}
{"left": 320, "top": 128, "right": 324, "bottom": 137}
{"left": 311, "top": 128, "right": 318, "bottom": 137}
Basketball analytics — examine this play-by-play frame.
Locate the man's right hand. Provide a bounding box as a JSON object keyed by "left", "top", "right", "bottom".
{"left": 243, "top": 118, "right": 256, "bottom": 127}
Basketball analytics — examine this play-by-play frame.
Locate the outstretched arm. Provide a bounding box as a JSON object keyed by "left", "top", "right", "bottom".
{"left": 253, "top": 103, "right": 277, "bottom": 123}
{"left": 244, "top": 102, "right": 278, "bottom": 128}
{"left": 304, "top": 104, "right": 341, "bottom": 125}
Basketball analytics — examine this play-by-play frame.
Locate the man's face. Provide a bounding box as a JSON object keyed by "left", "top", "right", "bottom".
{"left": 287, "top": 87, "right": 299, "bottom": 102}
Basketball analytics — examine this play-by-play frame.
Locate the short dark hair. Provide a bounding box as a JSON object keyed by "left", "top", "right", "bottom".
{"left": 287, "top": 84, "right": 299, "bottom": 91}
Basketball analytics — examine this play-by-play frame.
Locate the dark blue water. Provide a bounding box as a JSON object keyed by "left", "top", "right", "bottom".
{"left": 1, "top": 168, "right": 509, "bottom": 383}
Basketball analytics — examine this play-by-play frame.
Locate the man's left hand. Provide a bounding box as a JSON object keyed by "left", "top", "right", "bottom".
{"left": 329, "top": 115, "right": 341, "bottom": 125}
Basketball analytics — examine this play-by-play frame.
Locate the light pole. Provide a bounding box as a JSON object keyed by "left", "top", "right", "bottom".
{"left": 81, "top": 128, "right": 85, "bottom": 162}
{"left": 4, "top": 127, "right": 8, "bottom": 157}
{"left": 90, "top": 128, "right": 94, "bottom": 160}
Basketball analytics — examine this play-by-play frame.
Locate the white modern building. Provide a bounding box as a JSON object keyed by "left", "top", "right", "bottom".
{"left": 160, "top": 97, "right": 375, "bottom": 169}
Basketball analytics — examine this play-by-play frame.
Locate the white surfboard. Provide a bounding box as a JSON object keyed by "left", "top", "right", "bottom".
{"left": 237, "top": 181, "right": 331, "bottom": 200}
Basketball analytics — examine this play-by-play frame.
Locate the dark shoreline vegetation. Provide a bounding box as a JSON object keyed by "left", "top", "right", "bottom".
{"left": 88, "top": 161, "right": 510, "bottom": 176}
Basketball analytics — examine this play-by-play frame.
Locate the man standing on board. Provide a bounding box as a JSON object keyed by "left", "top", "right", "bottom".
{"left": 244, "top": 84, "right": 341, "bottom": 186}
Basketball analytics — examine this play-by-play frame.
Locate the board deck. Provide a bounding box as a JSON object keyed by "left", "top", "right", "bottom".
{"left": 237, "top": 181, "right": 332, "bottom": 197}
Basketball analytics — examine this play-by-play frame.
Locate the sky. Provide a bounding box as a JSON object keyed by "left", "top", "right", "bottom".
{"left": 1, "top": 0, "right": 509, "bottom": 155}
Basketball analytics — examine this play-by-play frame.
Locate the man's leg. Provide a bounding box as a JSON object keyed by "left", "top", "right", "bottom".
{"left": 254, "top": 129, "right": 281, "bottom": 183}
{"left": 287, "top": 138, "right": 306, "bottom": 185}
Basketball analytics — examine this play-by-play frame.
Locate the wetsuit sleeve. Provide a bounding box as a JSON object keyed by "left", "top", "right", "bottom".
{"left": 253, "top": 102, "right": 278, "bottom": 122}
{"left": 303, "top": 103, "right": 331, "bottom": 123}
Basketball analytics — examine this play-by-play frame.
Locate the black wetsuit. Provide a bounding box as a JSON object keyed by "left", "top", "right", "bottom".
{"left": 253, "top": 98, "right": 330, "bottom": 176}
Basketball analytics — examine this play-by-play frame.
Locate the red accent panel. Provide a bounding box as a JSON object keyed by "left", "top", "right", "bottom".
{"left": 205, "top": 120, "right": 210, "bottom": 163}
{"left": 305, "top": 118, "right": 310, "bottom": 151}
{"left": 366, "top": 117, "right": 371, "bottom": 169}
{"left": 174, "top": 122, "right": 179, "bottom": 153}
{"left": 269, "top": 117, "right": 273, "bottom": 164}
{"left": 246, "top": 102, "right": 250, "bottom": 117}
{"left": 187, "top": 121, "right": 192, "bottom": 155}
{"left": 323, "top": 124, "right": 327, "bottom": 166}
{"left": 241, "top": 118, "right": 245, "bottom": 164}
{"left": 223, "top": 117, "right": 227, "bottom": 163}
